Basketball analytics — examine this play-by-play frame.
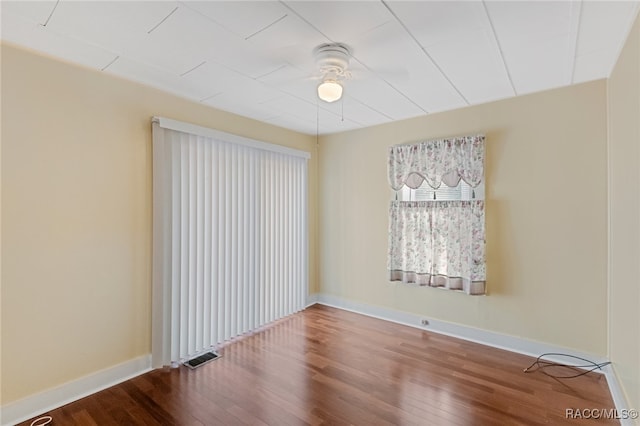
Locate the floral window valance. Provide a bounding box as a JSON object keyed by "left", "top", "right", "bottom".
{"left": 388, "top": 135, "right": 485, "bottom": 190}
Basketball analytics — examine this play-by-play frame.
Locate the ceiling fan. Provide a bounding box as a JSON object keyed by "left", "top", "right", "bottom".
{"left": 313, "top": 43, "right": 352, "bottom": 103}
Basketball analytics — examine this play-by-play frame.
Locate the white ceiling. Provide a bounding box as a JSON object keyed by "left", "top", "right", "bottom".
{"left": 2, "top": 1, "right": 639, "bottom": 135}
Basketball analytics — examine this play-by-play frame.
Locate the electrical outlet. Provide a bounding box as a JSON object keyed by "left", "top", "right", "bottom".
{"left": 421, "top": 319, "right": 429, "bottom": 326}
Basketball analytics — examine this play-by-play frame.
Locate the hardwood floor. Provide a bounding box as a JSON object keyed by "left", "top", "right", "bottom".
{"left": 21, "top": 305, "right": 617, "bottom": 425}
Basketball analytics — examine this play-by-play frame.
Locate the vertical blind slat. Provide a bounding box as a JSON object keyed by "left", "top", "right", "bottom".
{"left": 189, "top": 138, "right": 197, "bottom": 356}
{"left": 195, "top": 139, "right": 204, "bottom": 353}
{"left": 203, "top": 142, "right": 211, "bottom": 350}
{"left": 218, "top": 143, "right": 226, "bottom": 344}
{"left": 229, "top": 145, "right": 237, "bottom": 339}
{"left": 179, "top": 138, "right": 189, "bottom": 359}
{"left": 171, "top": 140, "right": 181, "bottom": 362}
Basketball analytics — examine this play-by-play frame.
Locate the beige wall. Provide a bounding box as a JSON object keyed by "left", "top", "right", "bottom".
{"left": 608, "top": 13, "right": 640, "bottom": 412}
{"left": 319, "top": 80, "right": 608, "bottom": 356}
{"left": 0, "top": 43, "right": 317, "bottom": 404}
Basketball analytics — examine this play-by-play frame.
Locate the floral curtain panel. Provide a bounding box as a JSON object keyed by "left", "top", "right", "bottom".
{"left": 388, "top": 201, "right": 486, "bottom": 295}
{"left": 388, "top": 135, "right": 485, "bottom": 190}
{"left": 388, "top": 135, "right": 486, "bottom": 295}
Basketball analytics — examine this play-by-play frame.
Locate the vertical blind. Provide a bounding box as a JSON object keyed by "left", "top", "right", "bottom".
{"left": 152, "top": 118, "right": 309, "bottom": 367}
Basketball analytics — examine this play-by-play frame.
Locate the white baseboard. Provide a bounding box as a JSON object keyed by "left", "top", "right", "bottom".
{"left": 605, "top": 367, "right": 638, "bottom": 426}
{"left": 311, "top": 293, "right": 630, "bottom": 418}
{"left": 313, "top": 293, "right": 609, "bottom": 363}
{"left": 305, "top": 292, "right": 319, "bottom": 307}
{"left": 1, "top": 355, "right": 152, "bottom": 426}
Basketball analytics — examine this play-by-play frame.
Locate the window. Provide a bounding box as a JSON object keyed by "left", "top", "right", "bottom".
{"left": 388, "top": 135, "right": 486, "bottom": 295}
{"left": 151, "top": 117, "right": 309, "bottom": 367}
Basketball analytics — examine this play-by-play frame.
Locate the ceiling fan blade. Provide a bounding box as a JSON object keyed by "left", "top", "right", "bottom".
{"left": 267, "top": 43, "right": 317, "bottom": 73}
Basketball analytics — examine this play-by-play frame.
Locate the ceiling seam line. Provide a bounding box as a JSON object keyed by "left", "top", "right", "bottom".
{"left": 178, "top": 1, "right": 243, "bottom": 40}
{"left": 148, "top": 6, "right": 179, "bottom": 34}
{"left": 101, "top": 55, "right": 120, "bottom": 71}
{"left": 481, "top": 0, "right": 517, "bottom": 96}
{"left": 381, "top": 0, "right": 469, "bottom": 105}
{"left": 200, "top": 93, "right": 222, "bottom": 102}
{"left": 278, "top": 1, "right": 333, "bottom": 41}
{"left": 245, "top": 14, "right": 288, "bottom": 40}
{"left": 347, "top": 95, "right": 395, "bottom": 121}
{"left": 180, "top": 61, "right": 207, "bottom": 77}
{"left": 254, "top": 64, "right": 288, "bottom": 80}
{"left": 569, "top": 0, "right": 584, "bottom": 84}
{"left": 41, "top": 0, "right": 60, "bottom": 27}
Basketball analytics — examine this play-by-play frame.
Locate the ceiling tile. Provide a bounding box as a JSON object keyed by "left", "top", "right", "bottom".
{"left": 485, "top": 1, "right": 571, "bottom": 43}
{"left": 345, "top": 75, "right": 424, "bottom": 120}
{"left": 258, "top": 64, "right": 309, "bottom": 86}
{"left": 179, "top": 61, "right": 247, "bottom": 98}
{"left": 573, "top": 50, "right": 618, "bottom": 84}
{"left": 264, "top": 115, "right": 316, "bottom": 135}
{"left": 139, "top": 6, "right": 236, "bottom": 75}
{"left": 219, "top": 49, "right": 286, "bottom": 80}
{"left": 183, "top": 1, "right": 288, "bottom": 40}
{"left": 316, "top": 110, "right": 362, "bottom": 135}
{"left": 576, "top": 1, "right": 640, "bottom": 80}
{"left": 1, "top": 12, "right": 117, "bottom": 71}
{"left": 107, "top": 56, "right": 204, "bottom": 101}
{"left": 1, "top": 0, "right": 59, "bottom": 25}
{"left": 320, "top": 96, "right": 391, "bottom": 128}
{"left": 243, "top": 13, "right": 328, "bottom": 74}
{"left": 42, "top": 1, "right": 179, "bottom": 51}
{"left": 485, "top": 0, "right": 573, "bottom": 93}
{"left": 261, "top": 93, "right": 366, "bottom": 134}
{"left": 577, "top": 1, "right": 639, "bottom": 56}
{"left": 283, "top": 1, "right": 391, "bottom": 42}
{"left": 349, "top": 20, "right": 465, "bottom": 113}
{"left": 258, "top": 65, "right": 320, "bottom": 105}
{"left": 204, "top": 93, "right": 283, "bottom": 123}
{"left": 186, "top": 64, "right": 282, "bottom": 105}
{"left": 500, "top": 35, "right": 568, "bottom": 95}
{"left": 262, "top": 96, "right": 318, "bottom": 124}
{"left": 386, "top": 1, "right": 487, "bottom": 47}
{"left": 426, "top": 27, "right": 515, "bottom": 104}
{"left": 314, "top": 101, "right": 366, "bottom": 134}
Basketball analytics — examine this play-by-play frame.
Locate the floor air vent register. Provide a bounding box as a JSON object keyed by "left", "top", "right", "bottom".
{"left": 184, "top": 351, "right": 220, "bottom": 369}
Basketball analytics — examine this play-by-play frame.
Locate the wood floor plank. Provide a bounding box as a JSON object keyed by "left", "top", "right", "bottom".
{"left": 19, "top": 305, "right": 618, "bottom": 425}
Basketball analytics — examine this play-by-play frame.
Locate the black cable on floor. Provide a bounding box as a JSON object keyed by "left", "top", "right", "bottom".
{"left": 523, "top": 352, "right": 611, "bottom": 379}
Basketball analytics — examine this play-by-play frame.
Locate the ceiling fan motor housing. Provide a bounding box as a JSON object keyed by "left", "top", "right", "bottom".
{"left": 314, "top": 43, "right": 351, "bottom": 76}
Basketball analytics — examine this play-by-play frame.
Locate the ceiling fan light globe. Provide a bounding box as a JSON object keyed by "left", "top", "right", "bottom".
{"left": 317, "top": 81, "right": 343, "bottom": 103}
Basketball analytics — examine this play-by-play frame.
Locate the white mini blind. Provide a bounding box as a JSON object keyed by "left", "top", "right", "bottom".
{"left": 401, "top": 180, "right": 485, "bottom": 201}
{"left": 151, "top": 118, "right": 309, "bottom": 367}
